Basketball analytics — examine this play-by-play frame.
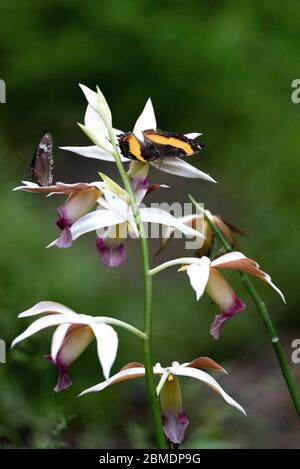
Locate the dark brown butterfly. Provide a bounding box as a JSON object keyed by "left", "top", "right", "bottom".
{"left": 30, "top": 133, "right": 54, "bottom": 186}
{"left": 118, "top": 129, "right": 205, "bottom": 162}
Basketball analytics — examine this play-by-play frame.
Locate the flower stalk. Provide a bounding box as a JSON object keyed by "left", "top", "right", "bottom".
{"left": 93, "top": 317, "right": 146, "bottom": 339}
{"left": 189, "top": 195, "right": 300, "bottom": 419}
{"left": 149, "top": 258, "right": 205, "bottom": 276}
{"left": 107, "top": 127, "right": 167, "bottom": 447}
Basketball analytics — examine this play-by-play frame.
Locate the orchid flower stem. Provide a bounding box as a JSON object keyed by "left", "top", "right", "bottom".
{"left": 93, "top": 317, "right": 146, "bottom": 339}
{"left": 149, "top": 258, "right": 202, "bottom": 276}
{"left": 189, "top": 195, "right": 300, "bottom": 419}
{"left": 107, "top": 128, "right": 167, "bottom": 448}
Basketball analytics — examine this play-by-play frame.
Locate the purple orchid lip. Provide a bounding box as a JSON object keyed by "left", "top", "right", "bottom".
{"left": 162, "top": 409, "right": 189, "bottom": 444}
{"left": 55, "top": 207, "right": 73, "bottom": 248}
{"left": 210, "top": 295, "right": 246, "bottom": 340}
{"left": 130, "top": 177, "right": 149, "bottom": 192}
{"left": 56, "top": 226, "right": 73, "bottom": 248}
{"left": 45, "top": 354, "right": 72, "bottom": 392}
{"left": 96, "top": 237, "right": 126, "bottom": 268}
{"left": 56, "top": 216, "right": 70, "bottom": 231}
{"left": 56, "top": 206, "right": 72, "bottom": 229}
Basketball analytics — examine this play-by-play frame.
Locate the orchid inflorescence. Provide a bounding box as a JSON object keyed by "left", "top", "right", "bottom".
{"left": 12, "top": 84, "right": 286, "bottom": 447}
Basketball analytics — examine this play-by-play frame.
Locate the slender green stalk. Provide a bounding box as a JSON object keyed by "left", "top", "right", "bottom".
{"left": 107, "top": 128, "right": 166, "bottom": 447}
{"left": 149, "top": 257, "right": 203, "bottom": 276}
{"left": 93, "top": 317, "right": 146, "bottom": 339}
{"left": 189, "top": 195, "right": 300, "bottom": 419}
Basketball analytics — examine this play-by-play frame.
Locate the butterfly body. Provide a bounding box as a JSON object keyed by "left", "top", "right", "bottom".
{"left": 30, "top": 133, "right": 54, "bottom": 186}
{"left": 118, "top": 129, "right": 205, "bottom": 163}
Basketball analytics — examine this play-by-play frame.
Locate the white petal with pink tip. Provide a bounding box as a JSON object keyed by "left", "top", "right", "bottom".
{"left": 18, "top": 301, "right": 78, "bottom": 318}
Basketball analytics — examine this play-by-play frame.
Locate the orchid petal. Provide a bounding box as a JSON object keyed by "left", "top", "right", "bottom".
{"left": 56, "top": 226, "right": 72, "bottom": 249}
{"left": 162, "top": 409, "right": 189, "bottom": 445}
{"left": 185, "top": 357, "right": 227, "bottom": 374}
{"left": 79, "top": 366, "right": 147, "bottom": 396}
{"left": 13, "top": 181, "right": 40, "bottom": 191}
{"left": 133, "top": 98, "right": 157, "bottom": 140}
{"left": 96, "top": 237, "right": 126, "bottom": 268}
{"left": 18, "top": 301, "right": 77, "bottom": 318}
{"left": 210, "top": 297, "right": 246, "bottom": 340}
{"left": 60, "top": 145, "right": 126, "bottom": 162}
{"left": 50, "top": 210, "right": 125, "bottom": 245}
{"left": 51, "top": 323, "right": 71, "bottom": 362}
{"left": 156, "top": 369, "right": 170, "bottom": 396}
{"left": 100, "top": 191, "right": 139, "bottom": 238}
{"left": 150, "top": 157, "right": 217, "bottom": 181}
{"left": 79, "top": 84, "right": 98, "bottom": 109}
{"left": 210, "top": 252, "right": 248, "bottom": 268}
{"left": 184, "top": 132, "right": 202, "bottom": 139}
{"left": 78, "top": 123, "right": 114, "bottom": 154}
{"left": 127, "top": 160, "right": 148, "bottom": 180}
{"left": 53, "top": 367, "right": 72, "bottom": 392}
{"left": 96, "top": 85, "right": 112, "bottom": 129}
{"left": 139, "top": 208, "right": 204, "bottom": 239}
{"left": 57, "top": 188, "right": 100, "bottom": 226}
{"left": 206, "top": 269, "right": 246, "bottom": 339}
{"left": 175, "top": 366, "right": 246, "bottom": 415}
{"left": 155, "top": 214, "right": 202, "bottom": 256}
{"left": 11, "top": 314, "right": 76, "bottom": 349}
{"left": 211, "top": 252, "right": 286, "bottom": 303}
{"left": 186, "top": 258, "right": 211, "bottom": 300}
{"left": 90, "top": 323, "right": 118, "bottom": 379}
{"left": 58, "top": 325, "right": 94, "bottom": 367}
{"left": 101, "top": 190, "right": 132, "bottom": 219}
{"left": 14, "top": 181, "right": 104, "bottom": 196}
{"left": 206, "top": 269, "right": 241, "bottom": 312}
{"left": 84, "top": 105, "right": 107, "bottom": 136}
{"left": 127, "top": 161, "right": 149, "bottom": 202}
{"left": 145, "top": 184, "right": 170, "bottom": 196}
{"left": 99, "top": 173, "right": 128, "bottom": 198}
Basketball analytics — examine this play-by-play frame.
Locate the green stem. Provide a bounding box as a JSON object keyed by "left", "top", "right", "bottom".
{"left": 149, "top": 257, "right": 203, "bottom": 276}
{"left": 107, "top": 128, "right": 166, "bottom": 448}
{"left": 189, "top": 195, "right": 300, "bottom": 419}
{"left": 93, "top": 317, "right": 146, "bottom": 339}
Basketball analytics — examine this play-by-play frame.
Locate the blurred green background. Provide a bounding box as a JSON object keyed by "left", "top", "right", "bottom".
{"left": 0, "top": 0, "right": 299, "bottom": 448}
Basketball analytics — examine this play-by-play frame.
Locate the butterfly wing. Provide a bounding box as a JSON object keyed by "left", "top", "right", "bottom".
{"left": 30, "top": 133, "right": 54, "bottom": 186}
{"left": 143, "top": 129, "right": 205, "bottom": 158}
{"left": 118, "top": 129, "right": 205, "bottom": 161}
{"left": 118, "top": 131, "right": 160, "bottom": 162}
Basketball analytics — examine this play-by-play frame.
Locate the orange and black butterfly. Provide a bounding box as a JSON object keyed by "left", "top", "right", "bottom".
{"left": 118, "top": 129, "right": 205, "bottom": 162}
{"left": 30, "top": 133, "right": 54, "bottom": 186}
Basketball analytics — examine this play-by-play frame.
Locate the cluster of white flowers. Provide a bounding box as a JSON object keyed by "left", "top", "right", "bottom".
{"left": 13, "top": 85, "right": 285, "bottom": 446}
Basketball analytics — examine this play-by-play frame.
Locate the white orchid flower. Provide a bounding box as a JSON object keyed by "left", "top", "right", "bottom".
{"left": 48, "top": 173, "right": 203, "bottom": 267}
{"left": 150, "top": 252, "right": 285, "bottom": 339}
{"left": 14, "top": 173, "right": 171, "bottom": 267}
{"left": 11, "top": 301, "right": 143, "bottom": 392}
{"left": 80, "top": 357, "right": 245, "bottom": 445}
{"left": 61, "top": 84, "right": 216, "bottom": 181}
{"left": 13, "top": 181, "right": 103, "bottom": 248}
